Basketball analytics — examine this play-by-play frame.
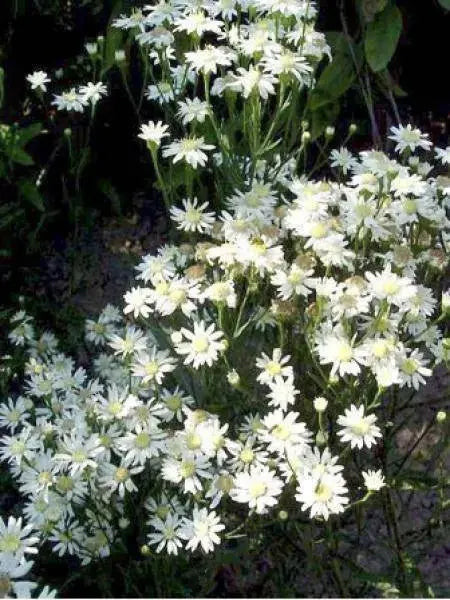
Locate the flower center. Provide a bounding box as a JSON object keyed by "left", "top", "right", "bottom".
{"left": 249, "top": 481, "right": 267, "bottom": 498}
{"left": 401, "top": 358, "right": 417, "bottom": 375}
{"left": 265, "top": 361, "right": 281, "bottom": 376}
{"left": 272, "top": 424, "right": 291, "bottom": 440}
{"left": 192, "top": 337, "right": 209, "bottom": 353}
{"left": 315, "top": 481, "right": 332, "bottom": 502}
{"left": 115, "top": 467, "right": 129, "bottom": 482}
{"left": 0, "top": 534, "right": 21, "bottom": 553}
{"left": 337, "top": 343, "right": 353, "bottom": 362}
{"left": 166, "top": 394, "right": 182, "bottom": 411}
{"left": 145, "top": 361, "right": 159, "bottom": 376}
{"left": 351, "top": 420, "right": 370, "bottom": 436}
{"left": 240, "top": 448, "right": 254, "bottom": 463}
{"left": 135, "top": 432, "right": 150, "bottom": 449}
{"left": 180, "top": 460, "right": 196, "bottom": 479}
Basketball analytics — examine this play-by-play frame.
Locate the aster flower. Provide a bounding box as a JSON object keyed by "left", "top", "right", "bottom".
{"left": 138, "top": 120, "right": 170, "bottom": 147}
{"left": 230, "top": 465, "right": 283, "bottom": 514}
{"left": 163, "top": 137, "right": 215, "bottom": 169}
{"left": 180, "top": 507, "right": 225, "bottom": 554}
{"left": 148, "top": 513, "right": 184, "bottom": 555}
{"left": 170, "top": 198, "right": 216, "bottom": 233}
{"left": 389, "top": 124, "right": 432, "bottom": 154}
{"left": 296, "top": 471, "right": 349, "bottom": 520}
{"left": 26, "top": 70, "right": 50, "bottom": 92}
{"left": 362, "top": 469, "right": 385, "bottom": 492}
{"left": 337, "top": 404, "right": 382, "bottom": 449}
{"left": 173, "top": 321, "right": 225, "bottom": 369}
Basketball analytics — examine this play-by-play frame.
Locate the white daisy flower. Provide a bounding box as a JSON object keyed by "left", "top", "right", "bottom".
{"left": 230, "top": 465, "right": 283, "bottom": 514}
{"left": 337, "top": 404, "right": 382, "bottom": 449}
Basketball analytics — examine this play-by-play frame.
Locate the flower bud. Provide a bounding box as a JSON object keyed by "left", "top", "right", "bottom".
{"left": 278, "top": 510, "right": 288, "bottom": 521}
{"left": 115, "top": 50, "right": 126, "bottom": 63}
{"left": 301, "top": 131, "right": 311, "bottom": 144}
{"left": 436, "top": 411, "right": 447, "bottom": 424}
{"left": 227, "top": 369, "right": 240, "bottom": 387}
{"left": 171, "top": 331, "right": 183, "bottom": 345}
{"left": 313, "top": 397, "right": 328, "bottom": 412}
{"left": 301, "top": 120, "right": 309, "bottom": 130}
{"left": 64, "top": 128, "right": 72, "bottom": 138}
{"left": 85, "top": 42, "right": 98, "bottom": 56}
{"left": 349, "top": 123, "right": 357, "bottom": 134}
{"left": 441, "top": 290, "right": 450, "bottom": 314}
{"left": 316, "top": 430, "right": 328, "bottom": 446}
{"left": 119, "top": 518, "right": 130, "bottom": 529}
{"left": 325, "top": 126, "right": 335, "bottom": 138}
{"left": 140, "top": 544, "right": 151, "bottom": 556}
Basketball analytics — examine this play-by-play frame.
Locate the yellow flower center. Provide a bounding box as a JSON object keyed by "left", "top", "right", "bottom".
{"left": 315, "top": 481, "right": 332, "bottom": 502}
{"left": 115, "top": 467, "right": 129, "bottom": 482}
{"left": 180, "top": 460, "right": 196, "bottom": 479}
{"left": 192, "top": 337, "right": 209, "bottom": 353}
{"left": 135, "top": 432, "right": 150, "bottom": 449}
{"left": 240, "top": 448, "right": 254, "bottom": 463}
{"left": 249, "top": 481, "right": 267, "bottom": 498}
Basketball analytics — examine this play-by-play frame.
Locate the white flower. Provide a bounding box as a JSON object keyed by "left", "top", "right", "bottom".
{"left": 117, "top": 424, "right": 166, "bottom": 466}
{"left": 180, "top": 507, "right": 225, "bottom": 554}
{"left": 330, "top": 147, "right": 358, "bottom": 174}
{"left": 108, "top": 325, "right": 148, "bottom": 357}
{"left": 174, "top": 12, "right": 223, "bottom": 37}
{"left": 138, "top": 120, "right": 170, "bottom": 147}
{"left": 170, "top": 198, "right": 215, "bottom": 233}
{"left": 185, "top": 45, "right": 236, "bottom": 74}
{"left": 0, "top": 516, "right": 39, "bottom": 561}
{"left": 389, "top": 124, "right": 432, "bottom": 154}
{"left": 435, "top": 146, "right": 450, "bottom": 165}
{"left": 261, "top": 409, "right": 312, "bottom": 454}
{"left": 79, "top": 81, "right": 107, "bottom": 104}
{"left": 99, "top": 462, "right": 144, "bottom": 498}
{"left": 316, "top": 330, "right": 365, "bottom": 378}
{"left": 163, "top": 137, "right": 215, "bottom": 169}
{"left": 52, "top": 88, "right": 88, "bottom": 112}
{"left": 313, "top": 397, "right": 328, "bottom": 412}
{"left": 174, "top": 321, "right": 225, "bottom": 369}
{"left": 233, "top": 65, "right": 277, "bottom": 100}
{"left": 148, "top": 513, "right": 184, "bottom": 555}
{"left": 396, "top": 349, "right": 432, "bottom": 390}
{"left": 162, "top": 452, "right": 212, "bottom": 494}
{"left": 202, "top": 280, "right": 237, "bottom": 308}
{"left": 337, "top": 404, "right": 382, "bottom": 449}
{"left": 362, "top": 469, "right": 385, "bottom": 492}
{"left": 26, "top": 70, "right": 50, "bottom": 92}
{"left": 296, "top": 472, "right": 349, "bottom": 520}
{"left": 271, "top": 264, "right": 315, "bottom": 300}
{"left": 266, "top": 375, "right": 299, "bottom": 410}
{"left": 0, "top": 555, "right": 36, "bottom": 598}
{"left": 230, "top": 465, "right": 283, "bottom": 514}
{"left": 131, "top": 347, "right": 177, "bottom": 385}
{"left": 256, "top": 348, "right": 293, "bottom": 385}
{"left": 365, "top": 265, "right": 415, "bottom": 307}
{"left": 177, "top": 97, "right": 209, "bottom": 124}
{"left": 123, "top": 286, "right": 153, "bottom": 318}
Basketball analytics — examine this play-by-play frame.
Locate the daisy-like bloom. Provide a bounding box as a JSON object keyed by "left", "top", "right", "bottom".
{"left": 49, "top": 519, "right": 85, "bottom": 557}
{"left": 148, "top": 512, "right": 184, "bottom": 555}
{"left": 117, "top": 423, "right": 166, "bottom": 466}
{"left": 180, "top": 507, "right": 225, "bottom": 554}
{"left": 261, "top": 409, "right": 312, "bottom": 454}
{"left": 365, "top": 265, "right": 415, "bottom": 308}
{"left": 0, "top": 516, "right": 39, "bottom": 560}
{"left": 389, "top": 124, "right": 432, "bottom": 154}
{"left": 163, "top": 137, "right": 215, "bottom": 169}
{"left": 0, "top": 397, "right": 30, "bottom": 433}
{"left": 362, "top": 469, "right": 385, "bottom": 492}
{"left": 123, "top": 286, "right": 153, "bottom": 318}
{"left": 99, "top": 462, "right": 144, "bottom": 498}
{"left": 185, "top": 45, "right": 236, "bottom": 74}
{"left": 0, "top": 555, "right": 36, "bottom": 598}
{"left": 228, "top": 436, "right": 269, "bottom": 472}
{"left": 161, "top": 452, "right": 212, "bottom": 494}
{"left": 173, "top": 321, "right": 225, "bottom": 369}
{"left": 202, "top": 280, "right": 237, "bottom": 308}
{"left": 135, "top": 252, "right": 175, "bottom": 284}
{"left": 230, "top": 465, "right": 283, "bottom": 514}
{"left": 159, "top": 387, "right": 194, "bottom": 422}
{"left": 396, "top": 348, "right": 432, "bottom": 390}
{"left": 54, "top": 434, "right": 103, "bottom": 475}
{"left": 271, "top": 264, "right": 315, "bottom": 300}
{"left": 52, "top": 88, "right": 88, "bottom": 112}
{"left": 170, "top": 197, "right": 215, "bottom": 233}
{"left": 232, "top": 65, "right": 277, "bottom": 100}
{"left": 174, "top": 11, "right": 223, "bottom": 36}
{"left": 96, "top": 384, "right": 139, "bottom": 421}
{"left": 316, "top": 330, "right": 365, "bottom": 378}
{"left": 138, "top": 120, "right": 170, "bottom": 147}
{"left": 26, "top": 70, "right": 50, "bottom": 92}
{"left": 177, "top": 97, "right": 209, "bottom": 124}
{"left": 263, "top": 49, "right": 312, "bottom": 85}
{"left": 256, "top": 348, "right": 293, "bottom": 385}
{"left": 296, "top": 471, "right": 349, "bottom": 520}
{"left": 266, "top": 375, "right": 299, "bottom": 411}
{"left": 79, "top": 81, "right": 107, "bottom": 105}
{"left": 435, "top": 146, "right": 450, "bottom": 165}
{"left": 337, "top": 404, "right": 382, "bottom": 449}
{"left": 131, "top": 347, "right": 177, "bottom": 385}
{"left": 330, "top": 147, "right": 358, "bottom": 174}
{"left": 0, "top": 427, "right": 41, "bottom": 467}
{"left": 108, "top": 325, "right": 148, "bottom": 357}
{"left": 145, "top": 81, "right": 175, "bottom": 104}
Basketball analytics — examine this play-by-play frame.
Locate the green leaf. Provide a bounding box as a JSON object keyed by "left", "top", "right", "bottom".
{"left": 309, "top": 35, "right": 362, "bottom": 110}
{"left": 364, "top": 4, "right": 402, "bottom": 72}
{"left": 10, "top": 147, "right": 34, "bottom": 166}
{"left": 18, "top": 179, "right": 45, "bottom": 212}
{"left": 310, "top": 101, "right": 340, "bottom": 141}
{"left": 102, "top": 0, "right": 125, "bottom": 74}
{"left": 16, "top": 122, "right": 42, "bottom": 147}
{"left": 437, "top": 0, "right": 450, "bottom": 10}
{"left": 0, "top": 67, "right": 4, "bottom": 108}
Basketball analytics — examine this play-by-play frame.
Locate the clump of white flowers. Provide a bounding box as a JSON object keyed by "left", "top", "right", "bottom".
{"left": 5, "top": 0, "right": 449, "bottom": 595}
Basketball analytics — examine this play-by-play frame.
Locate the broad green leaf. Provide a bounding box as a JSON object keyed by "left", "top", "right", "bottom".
{"left": 103, "top": 0, "right": 125, "bottom": 74}
{"left": 437, "top": 0, "right": 450, "bottom": 10}
{"left": 310, "top": 101, "right": 340, "bottom": 140}
{"left": 309, "top": 36, "right": 362, "bottom": 110}
{"left": 10, "top": 147, "right": 34, "bottom": 166}
{"left": 364, "top": 4, "right": 402, "bottom": 72}
{"left": 19, "top": 179, "right": 45, "bottom": 211}
{"left": 16, "top": 122, "right": 42, "bottom": 146}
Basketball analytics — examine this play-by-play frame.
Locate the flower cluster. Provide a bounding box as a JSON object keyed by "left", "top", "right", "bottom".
{"left": 2, "top": 119, "right": 448, "bottom": 596}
